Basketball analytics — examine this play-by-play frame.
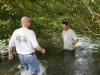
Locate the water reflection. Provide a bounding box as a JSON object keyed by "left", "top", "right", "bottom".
{"left": 46, "top": 35, "right": 100, "bottom": 75}
{"left": 0, "top": 35, "right": 100, "bottom": 75}
{"left": 72, "top": 36, "right": 99, "bottom": 75}
{"left": 73, "top": 49, "right": 98, "bottom": 75}
{"left": 60, "top": 50, "right": 75, "bottom": 63}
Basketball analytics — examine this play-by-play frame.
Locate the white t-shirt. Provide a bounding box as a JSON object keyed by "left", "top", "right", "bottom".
{"left": 62, "top": 29, "right": 78, "bottom": 50}
{"left": 9, "top": 28, "right": 39, "bottom": 54}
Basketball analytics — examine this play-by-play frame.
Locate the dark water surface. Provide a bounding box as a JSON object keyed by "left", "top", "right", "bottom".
{"left": 0, "top": 35, "right": 100, "bottom": 75}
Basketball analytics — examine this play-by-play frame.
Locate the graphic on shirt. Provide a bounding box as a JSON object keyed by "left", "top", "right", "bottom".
{"left": 16, "top": 34, "right": 22, "bottom": 43}
{"left": 23, "top": 35, "right": 27, "bottom": 42}
{"left": 16, "top": 34, "right": 28, "bottom": 43}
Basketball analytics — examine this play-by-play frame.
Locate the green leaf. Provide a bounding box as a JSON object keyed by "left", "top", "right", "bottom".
{"left": 91, "top": 0, "right": 94, "bottom": 2}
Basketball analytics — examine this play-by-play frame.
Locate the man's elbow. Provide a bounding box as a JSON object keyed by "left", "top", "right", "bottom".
{"left": 34, "top": 45, "right": 41, "bottom": 51}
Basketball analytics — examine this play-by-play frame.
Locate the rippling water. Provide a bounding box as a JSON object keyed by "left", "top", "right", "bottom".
{"left": 0, "top": 35, "right": 100, "bottom": 75}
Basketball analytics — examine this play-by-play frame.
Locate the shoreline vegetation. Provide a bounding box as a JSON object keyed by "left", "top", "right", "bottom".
{"left": 0, "top": 0, "right": 100, "bottom": 41}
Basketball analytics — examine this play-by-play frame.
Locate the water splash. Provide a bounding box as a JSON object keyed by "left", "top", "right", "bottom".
{"left": 76, "top": 35, "right": 99, "bottom": 50}
{"left": 0, "top": 40, "right": 8, "bottom": 62}
{"left": 4, "top": 60, "right": 47, "bottom": 75}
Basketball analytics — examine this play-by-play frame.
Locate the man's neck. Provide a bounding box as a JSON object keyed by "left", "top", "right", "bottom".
{"left": 64, "top": 28, "right": 69, "bottom": 31}
{"left": 22, "top": 25, "right": 28, "bottom": 28}
{"left": 22, "top": 27, "right": 28, "bottom": 28}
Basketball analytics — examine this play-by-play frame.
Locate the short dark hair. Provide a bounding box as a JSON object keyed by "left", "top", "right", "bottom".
{"left": 62, "top": 21, "right": 68, "bottom": 26}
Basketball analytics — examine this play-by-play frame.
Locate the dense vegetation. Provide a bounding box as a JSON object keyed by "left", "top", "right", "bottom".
{"left": 0, "top": 0, "right": 100, "bottom": 40}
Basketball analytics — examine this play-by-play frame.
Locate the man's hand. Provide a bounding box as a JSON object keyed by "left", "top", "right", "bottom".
{"left": 69, "top": 39, "right": 79, "bottom": 47}
{"left": 57, "top": 39, "right": 61, "bottom": 42}
{"left": 69, "top": 43, "right": 74, "bottom": 47}
{"left": 41, "top": 49, "right": 45, "bottom": 54}
{"left": 57, "top": 38, "right": 62, "bottom": 42}
{"left": 8, "top": 53, "right": 13, "bottom": 60}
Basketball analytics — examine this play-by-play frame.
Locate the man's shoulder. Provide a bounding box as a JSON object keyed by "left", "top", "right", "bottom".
{"left": 69, "top": 29, "right": 75, "bottom": 32}
{"left": 69, "top": 29, "right": 73, "bottom": 31}
{"left": 13, "top": 28, "right": 20, "bottom": 33}
{"left": 27, "top": 29, "right": 35, "bottom": 35}
{"left": 14, "top": 28, "right": 21, "bottom": 31}
{"left": 28, "top": 29, "right": 34, "bottom": 33}
{"left": 14, "top": 28, "right": 35, "bottom": 34}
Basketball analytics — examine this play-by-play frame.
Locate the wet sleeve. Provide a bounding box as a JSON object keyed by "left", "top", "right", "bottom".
{"left": 9, "top": 31, "right": 15, "bottom": 47}
{"left": 30, "top": 31, "right": 39, "bottom": 48}
{"left": 72, "top": 31, "right": 78, "bottom": 40}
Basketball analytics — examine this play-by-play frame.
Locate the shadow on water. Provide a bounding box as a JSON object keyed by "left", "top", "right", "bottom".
{"left": 0, "top": 34, "right": 100, "bottom": 75}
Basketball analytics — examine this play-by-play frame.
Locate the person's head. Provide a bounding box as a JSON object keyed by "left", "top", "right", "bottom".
{"left": 62, "top": 21, "right": 69, "bottom": 30}
{"left": 21, "top": 16, "right": 30, "bottom": 28}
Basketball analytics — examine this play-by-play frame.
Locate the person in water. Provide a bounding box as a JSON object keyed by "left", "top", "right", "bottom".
{"left": 8, "top": 16, "right": 45, "bottom": 75}
{"left": 58, "top": 21, "right": 79, "bottom": 50}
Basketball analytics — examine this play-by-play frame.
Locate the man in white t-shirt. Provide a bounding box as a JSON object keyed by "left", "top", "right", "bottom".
{"left": 8, "top": 16, "right": 45, "bottom": 75}
{"left": 58, "top": 21, "right": 79, "bottom": 50}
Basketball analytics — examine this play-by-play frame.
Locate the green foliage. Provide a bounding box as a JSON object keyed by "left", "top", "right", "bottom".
{"left": 0, "top": 0, "right": 100, "bottom": 40}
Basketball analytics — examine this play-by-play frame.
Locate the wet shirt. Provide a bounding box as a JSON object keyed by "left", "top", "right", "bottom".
{"left": 62, "top": 29, "right": 78, "bottom": 50}
{"left": 9, "top": 28, "right": 39, "bottom": 54}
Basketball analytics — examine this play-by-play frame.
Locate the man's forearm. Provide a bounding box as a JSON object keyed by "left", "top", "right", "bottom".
{"left": 35, "top": 45, "right": 43, "bottom": 51}
{"left": 8, "top": 46, "right": 13, "bottom": 54}
{"left": 73, "top": 39, "right": 79, "bottom": 45}
{"left": 8, "top": 46, "right": 13, "bottom": 60}
{"left": 35, "top": 45, "right": 45, "bottom": 54}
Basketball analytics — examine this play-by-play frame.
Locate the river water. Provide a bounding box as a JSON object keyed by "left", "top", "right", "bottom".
{"left": 0, "top": 34, "right": 100, "bottom": 75}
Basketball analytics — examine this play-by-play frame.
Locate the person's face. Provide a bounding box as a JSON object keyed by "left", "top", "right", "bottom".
{"left": 62, "top": 24, "right": 68, "bottom": 30}
{"left": 27, "top": 21, "right": 31, "bottom": 28}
